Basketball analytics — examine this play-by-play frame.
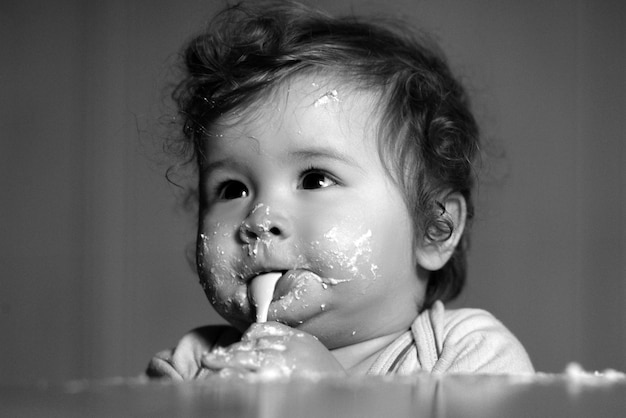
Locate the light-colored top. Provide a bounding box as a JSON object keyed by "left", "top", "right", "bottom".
{"left": 368, "top": 301, "right": 534, "bottom": 375}
{"left": 146, "top": 301, "right": 533, "bottom": 379}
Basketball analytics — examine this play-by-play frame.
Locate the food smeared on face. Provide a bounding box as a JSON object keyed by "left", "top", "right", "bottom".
{"left": 196, "top": 75, "right": 423, "bottom": 347}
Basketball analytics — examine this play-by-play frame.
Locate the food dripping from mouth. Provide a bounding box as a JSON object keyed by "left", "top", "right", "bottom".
{"left": 249, "top": 272, "right": 282, "bottom": 323}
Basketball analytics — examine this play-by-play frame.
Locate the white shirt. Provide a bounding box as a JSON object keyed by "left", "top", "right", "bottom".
{"left": 367, "top": 301, "right": 534, "bottom": 375}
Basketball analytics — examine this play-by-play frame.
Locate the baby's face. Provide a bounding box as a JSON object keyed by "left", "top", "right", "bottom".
{"left": 197, "top": 75, "right": 425, "bottom": 349}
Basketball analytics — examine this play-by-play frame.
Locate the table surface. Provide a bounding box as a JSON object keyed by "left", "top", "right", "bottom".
{"left": 2, "top": 373, "right": 625, "bottom": 418}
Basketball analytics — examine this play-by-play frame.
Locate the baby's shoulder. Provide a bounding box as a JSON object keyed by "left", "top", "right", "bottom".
{"left": 428, "top": 301, "right": 508, "bottom": 337}
{"left": 420, "top": 300, "right": 520, "bottom": 350}
{"left": 414, "top": 301, "right": 534, "bottom": 373}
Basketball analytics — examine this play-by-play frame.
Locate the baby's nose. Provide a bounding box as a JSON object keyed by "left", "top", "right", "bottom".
{"left": 238, "top": 204, "right": 292, "bottom": 243}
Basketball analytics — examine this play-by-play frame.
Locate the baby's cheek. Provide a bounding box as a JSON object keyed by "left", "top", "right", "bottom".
{"left": 197, "top": 224, "right": 247, "bottom": 313}
{"left": 308, "top": 226, "right": 379, "bottom": 284}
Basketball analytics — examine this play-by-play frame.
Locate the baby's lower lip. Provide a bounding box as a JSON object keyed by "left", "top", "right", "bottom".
{"left": 273, "top": 269, "right": 320, "bottom": 300}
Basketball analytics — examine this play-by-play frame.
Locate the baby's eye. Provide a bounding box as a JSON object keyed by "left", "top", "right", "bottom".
{"left": 299, "top": 170, "right": 338, "bottom": 190}
{"left": 217, "top": 180, "right": 249, "bottom": 200}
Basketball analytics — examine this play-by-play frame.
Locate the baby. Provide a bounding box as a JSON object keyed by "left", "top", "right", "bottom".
{"left": 147, "top": 1, "right": 534, "bottom": 379}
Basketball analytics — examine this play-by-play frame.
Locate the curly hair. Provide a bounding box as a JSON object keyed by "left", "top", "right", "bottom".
{"left": 168, "top": 0, "right": 480, "bottom": 309}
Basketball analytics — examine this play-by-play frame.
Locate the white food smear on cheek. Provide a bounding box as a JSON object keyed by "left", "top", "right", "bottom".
{"left": 267, "top": 226, "right": 379, "bottom": 316}
{"left": 319, "top": 227, "right": 379, "bottom": 282}
{"left": 198, "top": 223, "right": 248, "bottom": 314}
{"left": 266, "top": 227, "right": 379, "bottom": 318}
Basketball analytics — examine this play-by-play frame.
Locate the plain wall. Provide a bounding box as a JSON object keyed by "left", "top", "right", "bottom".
{"left": 1, "top": 0, "right": 624, "bottom": 382}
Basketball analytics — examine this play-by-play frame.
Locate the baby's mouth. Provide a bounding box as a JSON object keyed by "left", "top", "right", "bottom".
{"left": 272, "top": 269, "right": 321, "bottom": 299}
{"left": 247, "top": 269, "right": 326, "bottom": 320}
{"left": 247, "top": 269, "right": 314, "bottom": 298}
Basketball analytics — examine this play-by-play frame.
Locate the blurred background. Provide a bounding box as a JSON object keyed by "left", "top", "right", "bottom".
{"left": 1, "top": 0, "right": 624, "bottom": 383}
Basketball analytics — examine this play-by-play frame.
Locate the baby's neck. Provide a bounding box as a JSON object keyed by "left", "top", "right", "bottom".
{"left": 330, "top": 330, "right": 406, "bottom": 375}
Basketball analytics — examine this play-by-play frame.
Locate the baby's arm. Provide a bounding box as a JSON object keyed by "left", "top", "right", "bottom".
{"left": 146, "top": 323, "right": 345, "bottom": 380}
{"left": 201, "top": 322, "right": 345, "bottom": 378}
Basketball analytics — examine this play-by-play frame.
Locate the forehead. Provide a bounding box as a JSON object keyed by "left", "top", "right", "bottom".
{"left": 210, "top": 73, "right": 382, "bottom": 145}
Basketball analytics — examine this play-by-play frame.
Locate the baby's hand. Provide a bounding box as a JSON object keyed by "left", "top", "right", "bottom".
{"left": 145, "top": 325, "right": 241, "bottom": 380}
{"left": 201, "top": 322, "right": 346, "bottom": 379}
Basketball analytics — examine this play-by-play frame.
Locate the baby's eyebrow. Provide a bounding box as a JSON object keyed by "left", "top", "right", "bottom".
{"left": 201, "top": 157, "right": 244, "bottom": 174}
{"left": 289, "top": 147, "right": 360, "bottom": 168}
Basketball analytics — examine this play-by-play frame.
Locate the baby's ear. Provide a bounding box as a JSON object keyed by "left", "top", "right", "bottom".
{"left": 415, "top": 193, "right": 467, "bottom": 271}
